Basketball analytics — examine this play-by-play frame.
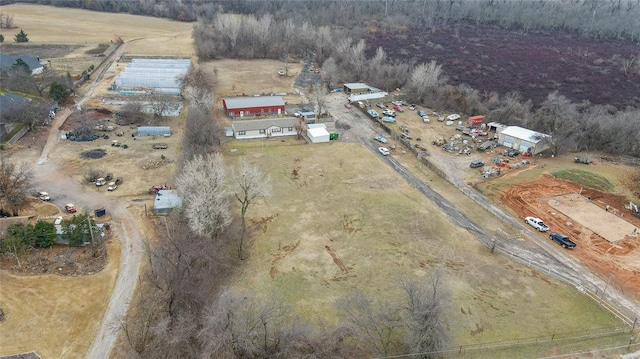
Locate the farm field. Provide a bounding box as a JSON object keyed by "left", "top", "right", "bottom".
{"left": 222, "top": 140, "right": 626, "bottom": 355}
{"left": 368, "top": 24, "right": 640, "bottom": 108}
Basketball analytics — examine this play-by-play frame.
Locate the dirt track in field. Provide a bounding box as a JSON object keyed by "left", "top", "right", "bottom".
{"left": 497, "top": 174, "right": 640, "bottom": 299}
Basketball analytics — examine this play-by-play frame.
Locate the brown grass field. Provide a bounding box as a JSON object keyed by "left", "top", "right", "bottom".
{"left": 0, "top": 4, "right": 637, "bottom": 358}
{"left": 0, "top": 239, "right": 120, "bottom": 358}
{"left": 222, "top": 140, "right": 626, "bottom": 355}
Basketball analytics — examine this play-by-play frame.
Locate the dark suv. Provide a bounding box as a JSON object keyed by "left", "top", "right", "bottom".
{"left": 507, "top": 148, "right": 519, "bottom": 157}
{"left": 549, "top": 232, "right": 576, "bottom": 249}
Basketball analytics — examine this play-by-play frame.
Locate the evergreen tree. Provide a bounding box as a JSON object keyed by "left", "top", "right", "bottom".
{"left": 49, "top": 82, "right": 69, "bottom": 101}
{"left": 12, "top": 58, "right": 30, "bottom": 74}
{"left": 14, "top": 29, "right": 28, "bottom": 43}
{"left": 34, "top": 221, "right": 57, "bottom": 248}
{"left": 0, "top": 34, "right": 4, "bottom": 43}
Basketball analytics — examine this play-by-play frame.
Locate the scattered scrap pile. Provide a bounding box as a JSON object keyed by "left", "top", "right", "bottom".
{"left": 66, "top": 126, "right": 104, "bottom": 142}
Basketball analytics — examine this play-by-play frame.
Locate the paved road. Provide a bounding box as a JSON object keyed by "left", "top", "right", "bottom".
{"left": 321, "top": 92, "right": 640, "bottom": 325}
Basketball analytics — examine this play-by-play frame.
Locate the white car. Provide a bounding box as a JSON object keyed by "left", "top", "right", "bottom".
{"left": 525, "top": 216, "right": 550, "bottom": 232}
{"left": 447, "top": 114, "right": 461, "bottom": 121}
{"left": 107, "top": 182, "right": 118, "bottom": 191}
{"left": 378, "top": 147, "right": 390, "bottom": 156}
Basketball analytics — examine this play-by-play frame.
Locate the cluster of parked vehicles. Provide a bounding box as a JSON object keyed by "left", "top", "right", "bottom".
{"left": 525, "top": 216, "right": 577, "bottom": 249}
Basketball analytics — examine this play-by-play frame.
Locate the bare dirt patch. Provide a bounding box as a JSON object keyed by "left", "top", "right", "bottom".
{"left": 0, "top": 243, "right": 108, "bottom": 276}
{"left": 487, "top": 174, "right": 640, "bottom": 299}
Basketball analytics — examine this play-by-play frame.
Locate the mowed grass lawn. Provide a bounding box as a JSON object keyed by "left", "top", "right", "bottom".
{"left": 225, "top": 140, "right": 622, "bottom": 348}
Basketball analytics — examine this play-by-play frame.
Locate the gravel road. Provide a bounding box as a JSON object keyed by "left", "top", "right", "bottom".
{"left": 321, "top": 91, "right": 640, "bottom": 324}
{"left": 30, "top": 39, "right": 144, "bottom": 359}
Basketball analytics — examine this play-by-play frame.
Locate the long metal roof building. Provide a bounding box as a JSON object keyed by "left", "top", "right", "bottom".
{"left": 115, "top": 58, "right": 191, "bottom": 95}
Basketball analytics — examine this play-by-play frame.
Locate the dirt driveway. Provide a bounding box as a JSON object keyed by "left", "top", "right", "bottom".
{"left": 321, "top": 92, "right": 640, "bottom": 324}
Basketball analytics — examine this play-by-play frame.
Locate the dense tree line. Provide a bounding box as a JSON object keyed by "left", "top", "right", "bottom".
{"left": 10, "top": 0, "right": 640, "bottom": 41}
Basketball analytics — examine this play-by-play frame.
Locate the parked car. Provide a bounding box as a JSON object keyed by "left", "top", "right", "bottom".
{"left": 470, "top": 160, "right": 485, "bottom": 168}
{"left": 96, "top": 177, "right": 107, "bottom": 186}
{"left": 54, "top": 216, "right": 63, "bottom": 225}
{"left": 378, "top": 147, "right": 390, "bottom": 156}
{"left": 393, "top": 105, "right": 404, "bottom": 112}
{"left": 374, "top": 135, "right": 388, "bottom": 144}
{"left": 367, "top": 109, "right": 379, "bottom": 118}
{"left": 381, "top": 116, "right": 397, "bottom": 123}
{"left": 507, "top": 148, "right": 520, "bottom": 157}
{"left": 409, "top": 104, "right": 417, "bottom": 110}
{"left": 382, "top": 109, "right": 396, "bottom": 117}
{"left": 65, "top": 204, "right": 77, "bottom": 213}
{"left": 422, "top": 116, "right": 430, "bottom": 123}
{"left": 392, "top": 100, "right": 404, "bottom": 106}
{"left": 417, "top": 110, "right": 426, "bottom": 117}
{"left": 401, "top": 132, "right": 412, "bottom": 139}
{"left": 525, "top": 216, "right": 550, "bottom": 232}
{"left": 447, "top": 114, "right": 461, "bottom": 121}
{"left": 344, "top": 103, "right": 352, "bottom": 109}
{"left": 376, "top": 103, "right": 386, "bottom": 109}
{"left": 549, "top": 232, "right": 577, "bottom": 249}
{"left": 107, "top": 182, "right": 118, "bottom": 191}
{"left": 38, "top": 191, "right": 50, "bottom": 201}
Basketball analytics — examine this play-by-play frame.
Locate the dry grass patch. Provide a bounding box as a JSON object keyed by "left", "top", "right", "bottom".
{"left": 0, "top": 240, "right": 120, "bottom": 358}
{"left": 202, "top": 59, "right": 303, "bottom": 98}
{"left": 222, "top": 140, "right": 624, "bottom": 346}
{"left": 0, "top": 4, "right": 193, "bottom": 44}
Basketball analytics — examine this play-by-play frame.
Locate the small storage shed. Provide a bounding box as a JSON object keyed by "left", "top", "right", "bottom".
{"left": 299, "top": 111, "right": 316, "bottom": 124}
{"left": 343, "top": 83, "right": 370, "bottom": 94}
{"left": 307, "top": 124, "right": 330, "bottom": 143}
{"left": 223, "top": 96, "right": 285, "bottom": 117}
{"left": 154, "top": 190, "right": 183, "bottom": 215}
{"left": 136, "top": 126, "right": 171, "bottom": 136}
{"left": 498, "top": 126, "right": 552, "bottom": 155}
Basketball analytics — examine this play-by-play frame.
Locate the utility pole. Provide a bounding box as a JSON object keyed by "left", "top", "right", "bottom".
{"left": 598, "top": 273, "right": 613, "bottom": 307}
{"left": 87, "top": 215, "right": 95, "bottom": 246}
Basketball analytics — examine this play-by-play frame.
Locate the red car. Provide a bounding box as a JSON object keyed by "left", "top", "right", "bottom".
{"left": 393, "top": 105, "right": 404, "bottom": 112}
{"left": 344, "top": 103, "right": 352, "bottom": 109}
{"left": 65, "top": 204, "right": 77, "bottom": 213}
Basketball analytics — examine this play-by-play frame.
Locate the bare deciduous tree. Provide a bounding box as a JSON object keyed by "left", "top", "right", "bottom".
{"left": 312, "top": 82, "right": 328, "bottom": 117}
{"left": 200, "top": 291, "right": 298, "bottom": 358}
{"left": 175, "top": 154, "right": 231, "bottom": 240}
{"left": 183, "top": 107, "right": 218, "bottom": 160}
{"left": 401, "top": 272, "right": 450, "bottom": 358}
{"left": 0, "top": 159, "right": 33, "bottom": 216}
{"left": 232, "top": 159, "right": 271, "bottom": 260}
{"left": 406, "top": 61, "right": 448, "bottom": 104}
{"left": 336, "top": 290, "right": 402, "bottom": 356}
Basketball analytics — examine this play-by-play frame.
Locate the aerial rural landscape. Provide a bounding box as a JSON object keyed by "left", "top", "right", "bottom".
{"left": 0, "top": 1, "right": 639, "bottom": 358}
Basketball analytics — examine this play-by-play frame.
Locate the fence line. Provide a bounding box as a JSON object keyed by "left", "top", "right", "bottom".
{"left": 621, "top": 155, "right": 640, "bottom": 166}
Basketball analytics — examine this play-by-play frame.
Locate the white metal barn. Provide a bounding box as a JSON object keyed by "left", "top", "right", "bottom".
{"left": 307, "top": 124, "right": 330, "bottom": 143}
{"left": 115, "top": 59, "right": 191, "bottom": 95}
{"left": 497, "top": 126, "right": 552, "bottom": 155}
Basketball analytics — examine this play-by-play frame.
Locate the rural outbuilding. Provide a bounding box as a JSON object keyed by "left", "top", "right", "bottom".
{"left": 231, "top": 117, "right": 299, "bottom": 140}
{"left": 136, "top": 126, "right": 171, "bottom": 136}
{"left": 154, "top": 190, "right": 183, "bottom": 215}
{"left": 223, "top": 96, "right": 285, "bottom": 117}
{"left": 343, "top": 83, "right": 370, "bottom": 94}
{"left": 348, "top": 92, "right": 388, "bottom": 103}
{"left": 498, "top": 126, "right": 552, "bottom": 155}
{"left": 307, "top": 124, "right": 330, "bottom": 143}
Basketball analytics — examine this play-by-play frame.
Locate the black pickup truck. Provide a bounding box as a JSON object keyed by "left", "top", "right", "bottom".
{"left": 549, "top": 232, "right": 577, "bottom": 249}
